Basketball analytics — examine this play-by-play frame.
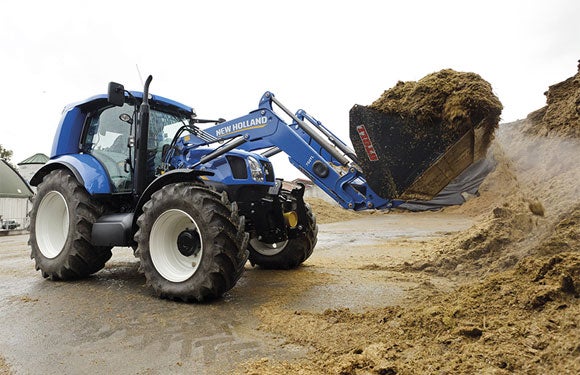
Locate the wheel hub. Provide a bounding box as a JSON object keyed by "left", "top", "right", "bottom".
{"left": 177, "top": 229, "right": 201, "bottom": 257}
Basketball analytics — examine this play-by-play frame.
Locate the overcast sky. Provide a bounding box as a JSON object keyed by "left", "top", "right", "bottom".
{"left": 1, "top": 0, "right": 578, "bottom": 178}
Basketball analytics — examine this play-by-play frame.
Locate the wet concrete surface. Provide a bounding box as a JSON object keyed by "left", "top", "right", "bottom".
{"left": 0, "top": 212, "right": 471, "bottom": 374}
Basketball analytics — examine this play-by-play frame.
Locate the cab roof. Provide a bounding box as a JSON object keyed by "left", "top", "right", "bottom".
{"left": 64, "top": 91, "right": 194, "bottom": 116}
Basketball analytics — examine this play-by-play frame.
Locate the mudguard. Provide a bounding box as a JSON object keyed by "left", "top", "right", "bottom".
{"left": 132, "top": 169, "right": 215, "bottom": 229}
{"left": 30, "top": 154, "right": 113, "bottom": 194}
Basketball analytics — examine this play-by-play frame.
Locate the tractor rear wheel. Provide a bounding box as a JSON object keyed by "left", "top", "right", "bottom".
{"left": 135, "top": 183, "right": 249, "bottom": 302}
{"left": 248, "top": 202, "right": 317, "bottom": 269}
{"left": 29, "top": 169, "right": 113, "bottom": 280}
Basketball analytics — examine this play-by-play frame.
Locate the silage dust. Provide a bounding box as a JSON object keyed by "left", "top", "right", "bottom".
{"left": 417, "top": 113, "right": 580, "bottom": 278}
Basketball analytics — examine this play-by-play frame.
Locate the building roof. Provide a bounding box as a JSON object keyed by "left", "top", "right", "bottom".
{"left": 18, "top": 153, "right": 49, "bottom": 165}
{"left": 0, "top": 159, "right": 34, "bottom": 198}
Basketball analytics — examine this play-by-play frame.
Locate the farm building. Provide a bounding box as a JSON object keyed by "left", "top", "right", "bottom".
{"left": 0, "top": 159, "right": 33, "bottom": 232}
{"left": 17, "top": 153, "right": 48, "bottom": 184}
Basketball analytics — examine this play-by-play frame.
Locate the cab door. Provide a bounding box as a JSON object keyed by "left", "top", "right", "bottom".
{"left": 83, "top": 104, "right": 134, "bottom": 192}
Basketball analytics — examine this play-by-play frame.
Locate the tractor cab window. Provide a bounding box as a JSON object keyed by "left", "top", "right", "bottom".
{"left": 148, "top": 109, "right": 190, "bottom": 171}
{"left": 84, "top": 103, "right": 189, "bottom": 192}
{"left": 84, "top": 103, "right": 133, "bottom": 192}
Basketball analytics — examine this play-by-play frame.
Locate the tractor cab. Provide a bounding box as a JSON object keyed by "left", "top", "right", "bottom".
{"left": 82, "top": 102, "right": 191, "bottom": 193}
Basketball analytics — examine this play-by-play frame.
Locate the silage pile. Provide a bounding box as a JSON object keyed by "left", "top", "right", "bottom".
{"left": 306, "top": 198, "right": 367, "bottom": 224}
{"left": 369, "top": 69, "right": 502, "bottom": 144}
{"left": 526, "top": 61, "right": 580, "bottom": 138}
{"left": 249, "top": 249, "right": 580, "bottom": 374}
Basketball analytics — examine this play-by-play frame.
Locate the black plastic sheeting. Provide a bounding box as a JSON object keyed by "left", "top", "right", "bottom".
{"left": 398, "top": 156, "right": 496, "bottom": 211}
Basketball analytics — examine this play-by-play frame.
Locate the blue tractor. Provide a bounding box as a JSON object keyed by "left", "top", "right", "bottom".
{"left": 29, "top": 76, "right": 480, "bottom": 301}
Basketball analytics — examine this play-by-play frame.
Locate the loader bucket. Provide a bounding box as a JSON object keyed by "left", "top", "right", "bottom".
{"left": 349, "top": 105, "right": 493, "bottom": 201}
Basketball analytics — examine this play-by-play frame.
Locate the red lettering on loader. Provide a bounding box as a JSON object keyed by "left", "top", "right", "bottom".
{"left": 356, "top": 125, "right": 379, "bottom": 161}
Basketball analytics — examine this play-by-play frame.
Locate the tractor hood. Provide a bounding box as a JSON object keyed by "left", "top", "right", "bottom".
{"left": 179, "top": 146, "right": 276, "bottom": 187}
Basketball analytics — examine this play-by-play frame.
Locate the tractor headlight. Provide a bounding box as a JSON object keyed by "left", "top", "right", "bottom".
{"left": 247, "top": 156, "right": 265, "bottom": 182}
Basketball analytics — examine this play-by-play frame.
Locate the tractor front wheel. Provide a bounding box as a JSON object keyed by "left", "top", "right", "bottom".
{"left": 248, "top": 202, "right": 317, "bottom": 269}
{"left": 29, "top": 169, "right": 112, "bottom": 280}
{"left": 135, "top": 183, "right": 248, "bottom": 302}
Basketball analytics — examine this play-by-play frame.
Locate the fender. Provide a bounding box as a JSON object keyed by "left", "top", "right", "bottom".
{"left": 30, "top": 154, "right": 112, "bottom": 194}
{"left": 132, "top": 169, "right": 215, "bottom": 230}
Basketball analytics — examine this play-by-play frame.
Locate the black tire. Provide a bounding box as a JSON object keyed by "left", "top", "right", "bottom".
{"left": 248, "top": 202, "right": 318, "bottom": 269}
{"left": 29, "top": 169, "right": 113, "bottom": 280}
{"left": 135, "top": 183, "right": 249, "bottom": 302}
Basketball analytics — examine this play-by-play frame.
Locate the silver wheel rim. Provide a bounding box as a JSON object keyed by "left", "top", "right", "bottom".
{"left": 249, "top": 239, "right": 288, "bottom": 256}
{"left": 36, "top": 191, "right": 69, "bottom": 259}
{"left": 150, "top": 209, "right": 203, "bottom": 282}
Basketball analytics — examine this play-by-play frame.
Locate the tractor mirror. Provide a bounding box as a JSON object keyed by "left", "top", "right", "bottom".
{"left": 107, "top": 82, "right": 125, "bottom": 106}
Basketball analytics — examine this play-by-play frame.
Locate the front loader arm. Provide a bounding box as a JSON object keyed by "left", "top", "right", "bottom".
{"left": 199, "top": 92, "right": 394, "bottom": 210}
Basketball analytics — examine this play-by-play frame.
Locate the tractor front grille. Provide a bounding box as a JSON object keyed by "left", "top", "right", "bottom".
{"left": 226, "top": 156, "right": 248, "bottom": 179}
